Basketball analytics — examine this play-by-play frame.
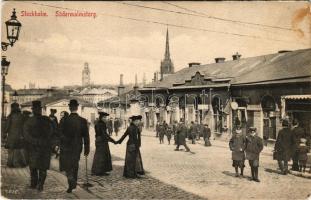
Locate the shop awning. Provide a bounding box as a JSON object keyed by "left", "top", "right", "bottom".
{"left": 283, "top": 95, "right": 311, "bottom": 100}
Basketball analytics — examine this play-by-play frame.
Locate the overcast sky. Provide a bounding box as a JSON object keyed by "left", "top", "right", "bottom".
{"left": 1, "top": 1, "right": 310, "bottom": 89}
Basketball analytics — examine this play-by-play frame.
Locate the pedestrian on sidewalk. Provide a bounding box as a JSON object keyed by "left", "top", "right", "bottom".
{"left": 91, "top": 111, "right": 116, "bottom": 176}
{"left": 173, "top": 120, "right": 178, "bottom": 145}
{"left": 116, "top": 115, "right": 145, "bottom": 179}
{"left": 245, "top": 127, "right": 263, "bottom": 182}
{"left": 189, "top": 121, "right": 196, "bottom": 144}
{"left": 274, "top": 119, "right": 295, "bottom": 175}
{"left": 291, "top": 119, "right": 306, "bottom": 171}
{"left": 203, "top": 124, "right": 211, "bottom": 147}
{"left": 114, "top": 118, "right": 121, "bottom": 136}
{"left": 156, "top": 122, "right": 160, "bottom": 138}
{"left": 175, "top": 119, "right": 191, "bottom": 152}
{"left": 159, "top": 123, "right": 165, "bottom": 144}
{"left": 58, "top": 111, "right": 69, "bottom": 171}
{"left": 60, "top": 99, "right": 90, "bottom": 193}
{"left": 4, "top": 103, "right": 28, "bottom": 168}
{"left": 229, "top": 126, "right": 246, "bottom": 177}
{"left": 23, "top": 101, "right": 53, "bottom": 191}
{"left": 166, "top": 125, "right": 173, "bottom": 145}
{"left": 298, "top": 138, "right": 309, "bottom": 173}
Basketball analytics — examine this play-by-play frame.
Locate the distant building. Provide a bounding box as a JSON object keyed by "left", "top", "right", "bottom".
{"left": 78, "top": 87, "right": 117, "bottom": 105}
{"left": 13, "top": 88, "right": 47, "bottom": 105}
{"left": 82, "top": 62, "right": 91, "bottom": 86}
{"left": 160, "top": 28, "right": 174, "bottom": 80}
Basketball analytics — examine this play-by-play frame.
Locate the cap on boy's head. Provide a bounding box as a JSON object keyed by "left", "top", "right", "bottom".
{"left": 68, "top": 99, "right": 79, "bottom": 107}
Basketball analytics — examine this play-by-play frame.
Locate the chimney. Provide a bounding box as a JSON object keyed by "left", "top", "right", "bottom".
{"left": 232, "top": 52, "right": 241, "bottom": 60}
{"left": 117, "top": 74, "right": 125, "bottom": 96}
{"left": 47, "top": 89, "right": 54, "bottom": 97}
{"left": 188, "top": 62, "right": 201, "bottom": 68}
{"left": 215, "top": 57, "right": 226, "bottom": 63}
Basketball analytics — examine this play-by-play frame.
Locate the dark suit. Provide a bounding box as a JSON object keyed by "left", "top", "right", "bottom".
{"left": 60, "top": 113, "right": 90, "bottom": 189}
{"left": 23, "top": 114, "right": 53, "bottom": 189}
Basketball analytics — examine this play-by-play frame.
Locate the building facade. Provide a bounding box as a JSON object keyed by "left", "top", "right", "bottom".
{"left": 138, "top": 49, "right": 311, "bottom": 141}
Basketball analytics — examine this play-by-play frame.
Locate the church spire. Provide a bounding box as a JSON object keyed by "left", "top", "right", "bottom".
{"left": 164, "top": 28, "right": 170, "bottom": 60}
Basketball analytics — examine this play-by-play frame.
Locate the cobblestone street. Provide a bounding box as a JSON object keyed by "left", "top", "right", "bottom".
{"left": 2, "top": 128, "right": 311, "bottom": 199}
{"left": 75, "top": 128, "right": 311, "bottom": 200}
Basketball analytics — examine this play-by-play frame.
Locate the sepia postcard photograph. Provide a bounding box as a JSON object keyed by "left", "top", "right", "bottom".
{"left": 1, "top": 1, "right": 311, "bottom": 199}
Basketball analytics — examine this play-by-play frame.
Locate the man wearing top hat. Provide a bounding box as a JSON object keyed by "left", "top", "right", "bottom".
{"left": 23, "top": 101, "right": 53, "bottom": 191}
{"left": 59, "top": 99, "right": 90, "bottom": 193}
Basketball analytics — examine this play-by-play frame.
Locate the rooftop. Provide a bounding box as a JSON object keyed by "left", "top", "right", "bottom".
{"left": 143, "top": 48, "right": 311, "bottom": 89}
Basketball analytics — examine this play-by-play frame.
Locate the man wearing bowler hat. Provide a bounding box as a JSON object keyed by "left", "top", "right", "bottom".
{"left": 23, "top": 101, "right": 53, "bottom": 191}
{"left": 60, "top": 99, "right": 90, "bottom": 193}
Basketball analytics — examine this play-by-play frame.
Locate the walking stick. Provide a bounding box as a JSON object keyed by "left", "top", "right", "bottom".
{"left": 82, "top": 155, "right": 93, "bottom": 189}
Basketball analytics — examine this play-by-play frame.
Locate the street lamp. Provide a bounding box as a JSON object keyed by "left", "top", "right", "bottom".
{"left": 2, "top": 9, "right": 22, "bottom": 51}
{"left": 2, "top": 57, "right": 10, "bottom": 118}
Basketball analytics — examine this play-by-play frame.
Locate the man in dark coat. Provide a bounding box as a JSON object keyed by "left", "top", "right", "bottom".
{"left": 49, "top": 109, "right": 59, "bottom": 158}
{"left": 229, "top": 126, "right": 246, "bottom": 177}
{"left": 114, "top": 118, "right": 121, "bottom": 136}
{"left": 203, "top": 124, "right": 212, "bottom": 147}
{"left": 175, "top": 120, "right": 190, "bottom": 152}
{"left": 189, "top": 121, "right": 196, "bottom": 144}
{"left": 274, "top": 120, "right": 295, "bottom": 175}
{"left": 155, "top": 122, "right": 160, "bottom": 137}
{"left": 23, "top": 101, "right": 53, "bottom": 191}
{"left": 5, "top": 103, "right": 28, "bottom": 168}
{"left": 245, "top": 127, "right": 263, "bottom": 182}
{"left": 158, "top": 124, "right": 165, "bottom": 144}
{"left": 60, "top": 99, "right": 90, "bottom": 193}
{"left": 291, "top": 119, "right": 305, "bottom": 171}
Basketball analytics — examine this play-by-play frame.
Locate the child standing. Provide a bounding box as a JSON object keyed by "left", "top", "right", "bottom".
{"left": 229, "top": 127, "right": 246, "bottom": 177}
{"left": 298, "top": 138, "right": 309, "bottom": 173}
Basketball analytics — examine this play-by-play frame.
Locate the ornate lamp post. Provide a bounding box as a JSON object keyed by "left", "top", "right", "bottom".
{"left": 2, "top": 9, "right": 22, "bottom": 51}
{"left": 2, "top": 8, "right": 22, "bottom": 119}
{"left": 1, "top": 57, "right": 10, "bottom": 118}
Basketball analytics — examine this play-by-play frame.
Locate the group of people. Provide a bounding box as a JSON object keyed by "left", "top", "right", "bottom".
{"left": 274, "top": 119, "right": 310, "bottom": 174}
{"left": 3, "top": 99, "right": 145, "bottom": 193}
{"left": 229, "top": 119, "right": 310, "bottom": 183}
{"left": 229, "top": 126, "right": 263, "bottom": 182}
{"left": 106, "top": 117, "right": 122, "bottom": 136}
{"left": 156, "top": 120, "right": 212, "bottom": 147}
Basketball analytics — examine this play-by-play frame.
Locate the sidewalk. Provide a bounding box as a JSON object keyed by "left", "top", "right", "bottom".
{"left": 1, "top": 148, "right": 95, "bottom": 199}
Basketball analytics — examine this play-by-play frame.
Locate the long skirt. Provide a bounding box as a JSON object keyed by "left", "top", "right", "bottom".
{"left": 7, "top": 148, "right": 28, "bottom": 168}
{"left": 91, "top": 138, "right": 112, "bottom": 175}
{"left": 123, "top": 145, "right": 144, "bottom": 178}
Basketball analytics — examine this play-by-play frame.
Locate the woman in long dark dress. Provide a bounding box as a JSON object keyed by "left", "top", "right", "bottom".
{"left": 91, "top": 111, "right": 116, "bottom": 176}
{"left": 117, "top": 115, "right": 145, "bottom": 178}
